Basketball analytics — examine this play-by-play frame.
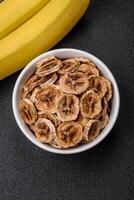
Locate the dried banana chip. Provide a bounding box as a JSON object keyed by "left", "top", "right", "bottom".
{"left": 22, "top": 75, "right": 46, "bottom": 99}
{"left": 76, "top": 57, "right": 96, "bottom": 67}
{"left": 59, "top": 58, "right": 80, "bottom": 74}
{"left": 104, "top": 78, "right": 112, "bottom": 101}
{"left": 102, "top": 98, "right": 108, "bottom": 113}
{"left": 84, "top": 119, "right": 102, "bottom": 142}
{"left": 95, "top": 98, "right": 109, "bottom": 129}
{"left": 56, "top": 94, "right": 79, "bottom": 121}
{"left": 80, "top": 90, "right": 102, "bottom": 118}
{"left": 33, "top": 118, "right": 56, "bottom": 144}
{"left": 56, "top": 122, "right": 83, "bottom": 148}
{"left": 95, "top": 98, "right": 108, "bottom": 118}
{"left": 36, "top": 56, "right": 62, "bottom": 76}
{"left": 35, "top": 84, "right": 63, "bottom": 113}
{"left": 88, "top": 76, "right": 107, "bottom": 98}
{"left": 19, "top": 99, "right": 37, "bottom": 125}
{"left": 77, "top": 64, "right": 99, "bottom": 78}
{"left": 59, "top": 72, "right": 89, "bottom": 95}
{"left": 38, "top": 111, "right": 61, "bottom": 127}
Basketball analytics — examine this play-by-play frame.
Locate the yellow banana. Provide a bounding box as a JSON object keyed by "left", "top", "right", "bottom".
{"left": 0, "top": 0, "right": 90, "bottom": 80}
{"left": 0, "top": 0, "right": 50, "bottom": 39}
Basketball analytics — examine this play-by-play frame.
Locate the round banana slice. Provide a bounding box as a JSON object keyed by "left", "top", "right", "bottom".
{"left": 88, "top": 76, "right": 107, "bottom": 98}
{"left": 56, "top": 94, "right": 79, "bottom": 121}
{"left": 84, "top": 120, "right": 102, "bottom": 142}
{"left": 40, "top": 73, "right": 58, "bottom": 88}
{"left": 102, "top": 97, "right": 108, "bottom": 113}
{"left": 29, "top": 74, "right": 58, "bottom": 102}
{"left": 36, "top": 56, "right": 56, "bottom": 67}
{"left": 19, "top": 99, "right": 37, "bottom": 125}
{"left": 22, "top": 75, "right": 46, "bottom": 99}
{"left": 95, "top": 98, "right": 108, "bottom": 116}
{"left": 59, "top": 72, "right": 89, "bottom": 95}
{"left": 104, "top": 78, "right": 112, "bottom": 101}
{"left": 95, "top": 98, "right": 108, "bottom": 119}
{"left": 80, "top": 90, "right": 102, "bottom": 118}
{"left": 76, "top": 57, "right": 96, "bottom": 67}
{"left": 59, "top": 58, "right": 80, "bottom": 74}
{"left": 35, "top": 84, "right": 63, "bottom": 113}
{"left": 33, "top": 118, "right": 56, "bottom": 144}
{"left": 103, "top": 97, "right": 109, "bottom": 111}
{"left": 35, "top": 56, "right": 62, "bottom": 76}
{"left": 77, "top": 64, "right": 99, "bottom": 78}
{"left": 95, "top": 98, "right": 109, "bottom": 129}
{"left": 38, "top": 111, "right": 61, "bottom": 127}
{"left": 56, "top": 122, "right": 83, "bottom": 148}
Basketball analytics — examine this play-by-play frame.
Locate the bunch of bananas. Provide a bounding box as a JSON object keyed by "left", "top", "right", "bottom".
{"left": 0, "top": 0, "right": 90, "bottom": 80}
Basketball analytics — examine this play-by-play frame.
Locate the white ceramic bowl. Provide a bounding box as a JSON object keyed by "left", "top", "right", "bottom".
{"left": 12, "top": 48, "right": 120, "bottom": 154}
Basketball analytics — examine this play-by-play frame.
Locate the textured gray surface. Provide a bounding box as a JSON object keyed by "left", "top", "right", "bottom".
{"left": 0, "top": 0, "right": 134, "bottom": 199}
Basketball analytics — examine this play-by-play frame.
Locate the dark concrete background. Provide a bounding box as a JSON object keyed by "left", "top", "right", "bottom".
{"left": 0, "top": 0, "right": 134, "bottom": 199}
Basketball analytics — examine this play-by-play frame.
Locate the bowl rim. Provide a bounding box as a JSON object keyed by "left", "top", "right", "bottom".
{"left": 12, "top": 48, "right": 120, "bottom": 154}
